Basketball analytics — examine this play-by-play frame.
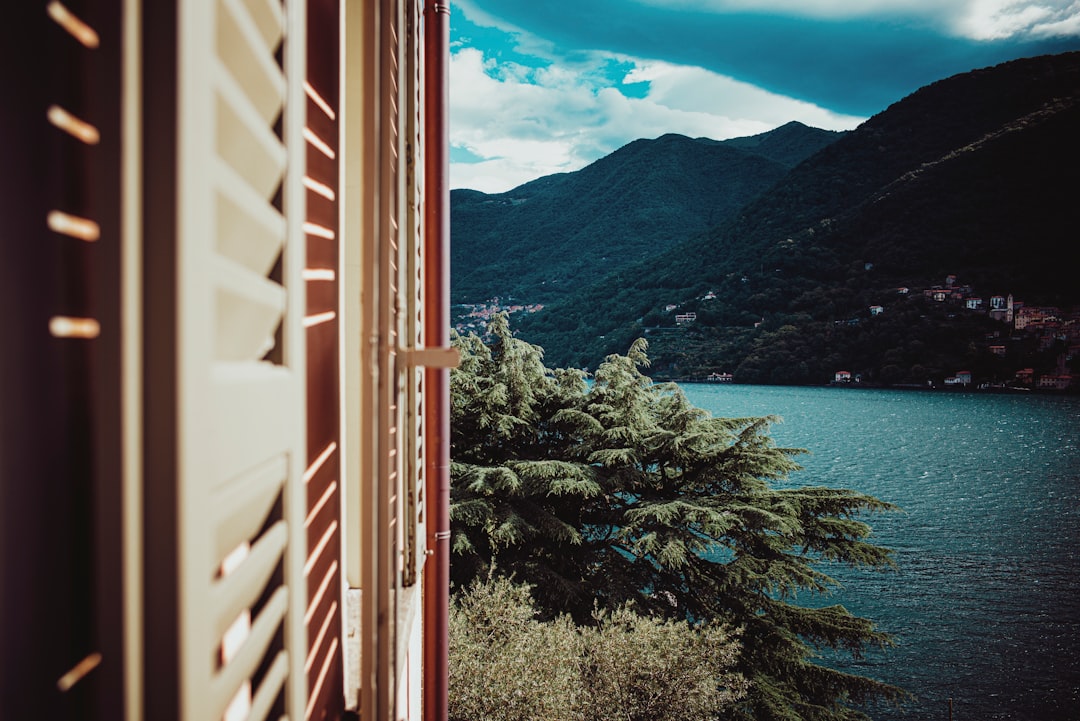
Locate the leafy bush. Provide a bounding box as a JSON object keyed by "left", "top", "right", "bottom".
{"left": 449, "top": 577, "right": 583, "bottom": 721}
{"left": 582, "top": 605, "right": 746, "bottom": 721}
{"left": 449, "top": 576, "right": 746, "bottom": 721}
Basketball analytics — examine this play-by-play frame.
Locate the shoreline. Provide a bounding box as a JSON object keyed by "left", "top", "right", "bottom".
{"left": 663, "top": 378, "right": 1077, "bottom": 395}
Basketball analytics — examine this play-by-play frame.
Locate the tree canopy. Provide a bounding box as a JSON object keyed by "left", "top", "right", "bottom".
{"left": 450, "top": 314, "right": 907, "bottom": 721}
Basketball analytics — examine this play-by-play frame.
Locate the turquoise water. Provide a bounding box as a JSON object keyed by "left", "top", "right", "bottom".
{"left": 680, "top": 383, "right": 1080, "bottom": 721}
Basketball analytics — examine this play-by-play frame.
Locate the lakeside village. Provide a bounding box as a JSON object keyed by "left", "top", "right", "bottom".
{"left": 696, "top": 274, "right": 1077, "bottom": 391}
{"left": 454, "top": 274, "right": 1078, "bottom": 392}
{"left": 453, "top": 299, "right": 545, "bottom": 333}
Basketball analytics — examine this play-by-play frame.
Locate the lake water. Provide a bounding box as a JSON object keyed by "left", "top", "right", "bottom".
{"left": 680, "top": 383, "right": 1080, "bottom": 721}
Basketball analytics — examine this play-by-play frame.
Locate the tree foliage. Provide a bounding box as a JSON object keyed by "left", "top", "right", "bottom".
{"left": 449, "top": 576, "right": 584, "bottom": 721}
{"left": 451, "top": 315, "right": 907, "bottom": 721}
{"left": 449, "top": 575, "right": 746, "bottom": 721}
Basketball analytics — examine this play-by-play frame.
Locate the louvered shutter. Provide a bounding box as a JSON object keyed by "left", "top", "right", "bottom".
{"left": 350, "top": 1, "right": 423, "bottom": 716}
{"left": 0, "top": 2, "right": 124, "bottom": 717}
{"left": 303, "top": 0, "right": 345, "bottom": 719}
{"left": 341, "top": 2, "right": 438, "bottom": 716}
{"left": 375, "top": 3, "right": 405, "bottom": 709}
{"left": 385, "top": 1, "right": 429, "bottom": 713}
{"left": 400, "top": 0, "right": 427, "bottom": 592}
{"left": 393, "top": 4, "right": 428, "bottom": 714}
{"left": 142, "top": 0, "right": 310, "bottom": 718}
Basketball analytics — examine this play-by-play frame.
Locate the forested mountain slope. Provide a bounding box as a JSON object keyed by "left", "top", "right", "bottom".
{"left": 451, "top": 123, "right": 843, "bottom": 305}
{"left": 517, "top": 52, "right": 1080, "bottom": 382}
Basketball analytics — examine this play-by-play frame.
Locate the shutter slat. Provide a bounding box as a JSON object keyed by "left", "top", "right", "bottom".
{"left": 46, "top": 1, "right": 101, "bottom": 48}
{"left": 215, "top": 66, "right": 287, "bottom": 199}
{"left": 248, "top": 649, "right": 289, "bottom": 721}
{"left": 211, "top": 521, "right": 288, "bottom": 641}
{"left": 211, "top": 586, "right": 289, "bottom": 718}
{"left": 217, "top": 0, "right": 286, "bottom": 123}
{"left": 215, "top": 159, "right": 286, "bottom": 277}
{"left": 209, "top": 364, "right": 295, "bottom": 485}
{"left": 211, "top": 454, "right": 287, "bottom": 564}
{"left": 214, "top": 255, "right": 285, "bottom": 361}
{"left": 240, "top": 0, "right": 284, "bottom": 53}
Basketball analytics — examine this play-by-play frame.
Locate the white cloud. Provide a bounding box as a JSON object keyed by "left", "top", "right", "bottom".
{"left": 633, "top": 0, "right": 1080, "bottom": 40}
{"left": 958, "top": 0, "right": 1080, "bottom": 40}
{"left": 450, "top": 48, "right": 866, "bottom": 193}
{"left": 633, "top": 0, "right": 947, "bottom": 20}
{"left": 450, "top": 48, "right": 602, "bottom": 191}
{"left": 452, "top": 158, "right": 570, "bottom": 195}
{"left": 623, "top": 61, "right": 866, "bottom": 131}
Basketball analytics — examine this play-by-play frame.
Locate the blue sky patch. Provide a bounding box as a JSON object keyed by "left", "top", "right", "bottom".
{"left": 451, "top": 144, "right": 488, "bottom": 164}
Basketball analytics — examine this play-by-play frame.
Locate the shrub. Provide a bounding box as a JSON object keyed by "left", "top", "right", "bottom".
{"left": 582, "top": 606, "right": 747, "bottom": 721}
{"left": 449, "top": 577, "right": 584, "bottom": 721}
{"left": 449, "top": 576, "right": 745, "bottom": 721}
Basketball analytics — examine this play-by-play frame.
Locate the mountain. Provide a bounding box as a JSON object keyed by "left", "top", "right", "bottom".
{"left": 515, "top": 52, "right": 1080, "bottom": 383}
{"left": 720, "top": 120, "right": 846, "bottom": 167}
{"left": 450, "top": 123, "right": 844, "bottom": 305}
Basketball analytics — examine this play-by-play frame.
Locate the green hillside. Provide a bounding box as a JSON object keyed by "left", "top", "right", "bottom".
{"left": 451, "top": 123, "right": 843, "bottom": 305}
{"left": 515, "top": 52, "right": 1080, "bottom": 386}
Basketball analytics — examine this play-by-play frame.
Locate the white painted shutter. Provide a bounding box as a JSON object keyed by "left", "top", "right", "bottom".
{"left": 400, "top": 0, "right": 427, "bottom": 591}
{"left": 174, "top": 0, "right": 308, "bottom": 719}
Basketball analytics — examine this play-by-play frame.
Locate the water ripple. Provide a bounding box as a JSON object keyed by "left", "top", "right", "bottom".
{"left": 683, "top": 384, "right": 1080, "bottom": 721}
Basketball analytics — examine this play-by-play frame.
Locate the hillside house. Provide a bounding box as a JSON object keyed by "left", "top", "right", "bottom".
{"left": 2, "top": 2, "right": 454, "bottom": 720}
{"left": 834, "top": 370, "right": 852, "bottom": 383}
{"left": 1038, "top": 374, "right": 1073, "bottom": 390}
{"left": 965, "top": 297, "right": 984, "bottom": 310}
{"left": 675, "top": 312, "right": 697, "bottom": 324}
{"left": 869, "top": 305, "right": 884, "bottom": 316}
{"left": 706, "top": 372, "right": 734, "bottom": 382}
{"left": 945, "top": 371, "right": 973, "bottom": 386}
{"left": 1016, "top": 306, "right": 1062, "bottom": 330}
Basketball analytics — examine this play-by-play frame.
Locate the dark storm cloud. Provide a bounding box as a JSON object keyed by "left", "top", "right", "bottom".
{"left": 460, "top": 0, "right": 1080, "bottom": 116}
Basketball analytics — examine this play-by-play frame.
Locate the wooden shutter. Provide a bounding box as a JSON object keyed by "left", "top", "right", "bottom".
{"left": 344, "top": 2, "right": 433, "bottom": 716}
{"left": 303, "top": 0, "right": 345, "bottom": 719}
{"left": 393, "top": 5, "right": 428, "bottom": 716}
{"left": 374, "top": 3, "right": 405, "bottom": 710}
{"left": 0, "top": 2, "right": 125, "bottom": 718}
{"left": 383, "top": 0, "right": 428, "bottom": 713}
{"left": 142, "top": 0, "right": 309, "bottom": 719}
{"left": 400, "top": 0, "right": 427, "bottom": 592}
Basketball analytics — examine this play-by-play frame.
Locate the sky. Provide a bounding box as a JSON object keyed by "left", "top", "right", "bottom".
{"left": 449, "top": 0, "right": 1080, "bottom": 192}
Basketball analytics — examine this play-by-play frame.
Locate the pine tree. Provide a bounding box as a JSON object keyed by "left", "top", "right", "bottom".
{"left": 450, "top": 315, "right": 907, "bottom": 721}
